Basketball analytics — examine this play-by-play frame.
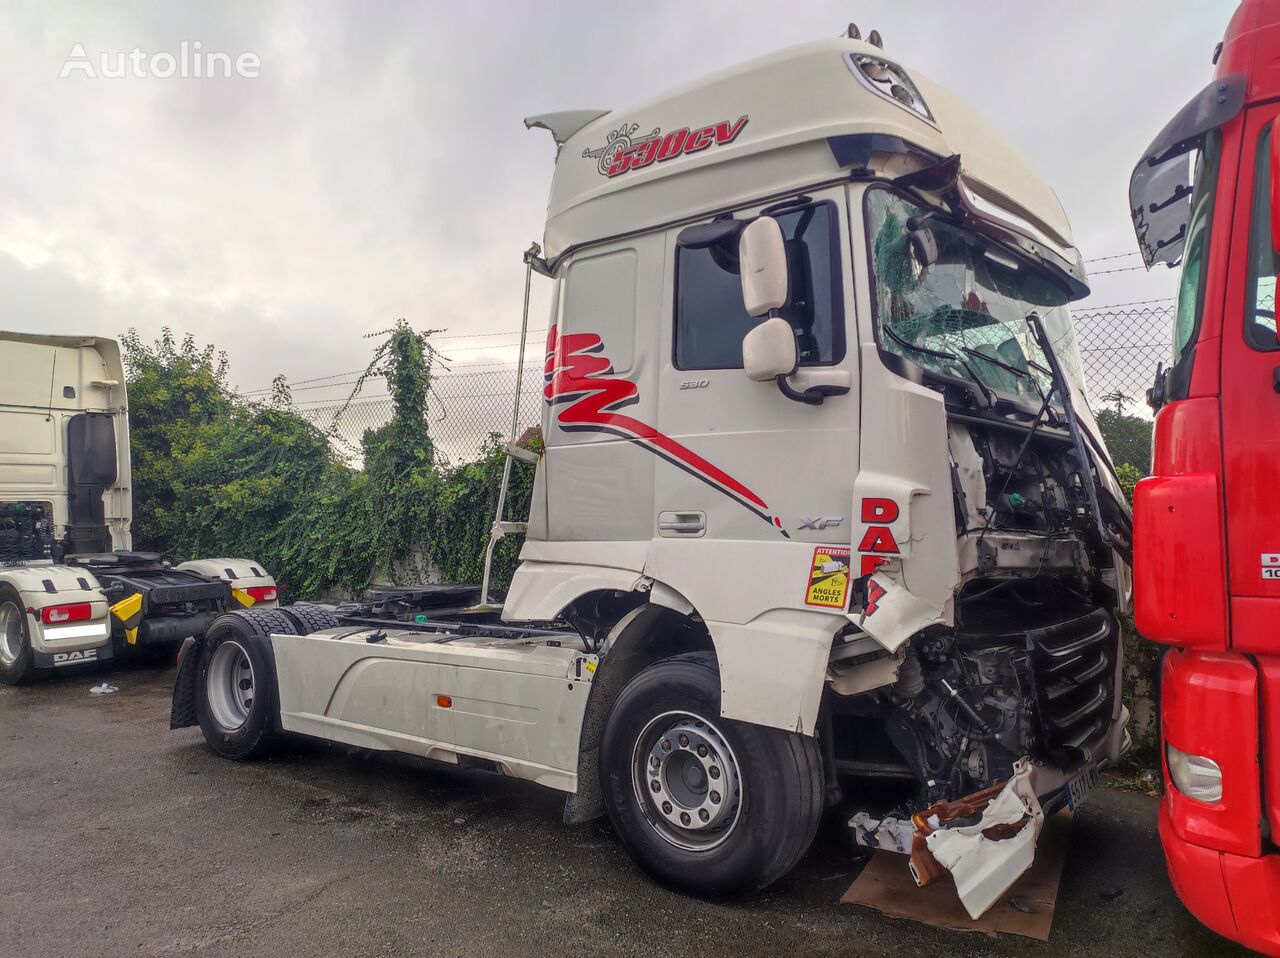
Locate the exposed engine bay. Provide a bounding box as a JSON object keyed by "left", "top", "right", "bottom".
{"left": 882, "top": 597, "right": 1117, "bottom": 807}
{"left": 828, "top": 411, "right": 1126, "bottom": 813}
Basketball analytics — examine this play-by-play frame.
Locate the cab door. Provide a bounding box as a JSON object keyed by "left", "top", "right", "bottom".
{"left": 1220, "top": 104, "right": 1280, "bottom": 642}
{"left": 651, "top": 188, "right": 859, "bottom": 546}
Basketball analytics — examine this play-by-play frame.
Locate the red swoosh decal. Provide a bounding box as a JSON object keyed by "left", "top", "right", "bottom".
{"left": 544, "top": 325, "right": 784, "bottom": 533}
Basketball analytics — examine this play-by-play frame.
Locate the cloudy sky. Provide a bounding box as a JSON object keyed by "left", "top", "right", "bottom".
{"left": 0, "top": 1, "right": 1234, "bottom": 437}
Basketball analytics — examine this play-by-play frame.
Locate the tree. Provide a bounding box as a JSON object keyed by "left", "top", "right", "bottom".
{"left": 122, "top": 327, "right": 376, "bottom": 598}
{"left": 1096, "top": 409, "right": 1153, "bottom": 474}
{"left": 122, "top": 322, "right": 534, "bottom": 600}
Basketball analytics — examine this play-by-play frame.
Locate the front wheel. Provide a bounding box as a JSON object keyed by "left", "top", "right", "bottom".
{"left": 600, "top": 654, "right": 824, "bottom": 898}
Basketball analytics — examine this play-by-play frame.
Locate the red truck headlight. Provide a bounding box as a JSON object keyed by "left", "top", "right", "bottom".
{"left": 1166, "top": 742, "right": 1224, "bottom": 803}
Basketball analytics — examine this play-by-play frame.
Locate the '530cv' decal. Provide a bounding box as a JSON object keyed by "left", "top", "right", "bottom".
{"left": 544, "top": 325, "right": 786, "bottom": 535}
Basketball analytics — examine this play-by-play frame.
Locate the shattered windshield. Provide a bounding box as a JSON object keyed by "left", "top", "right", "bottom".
{"left": 864, "top": 187, "right": 1085, "bottom": 407}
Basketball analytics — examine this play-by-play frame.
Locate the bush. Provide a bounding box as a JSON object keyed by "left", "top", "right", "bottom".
{"left": 122, "top": 324, "right": 533, "bottom": 600}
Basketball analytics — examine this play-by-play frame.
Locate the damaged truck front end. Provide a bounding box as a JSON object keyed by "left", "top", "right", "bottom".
{"left": 831, "top": 172, "right": 1133, "bottom": 918}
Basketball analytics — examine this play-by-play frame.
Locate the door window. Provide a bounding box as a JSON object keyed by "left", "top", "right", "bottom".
{"left": 1246, "top": 124, "right": 1280, "bottom": 350}
{"left": 674, "top": 202, "right": 843, "bottom": 369}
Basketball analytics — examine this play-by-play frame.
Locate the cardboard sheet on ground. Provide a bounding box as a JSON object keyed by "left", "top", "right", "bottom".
{"left": 840, "top": 811, "right": 1072, "bottom": 941}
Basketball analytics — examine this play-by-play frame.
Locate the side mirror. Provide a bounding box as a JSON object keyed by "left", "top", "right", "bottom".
{"left": 743, "top": 317, "right": 797, "bottom": 382}
{"left": 738, "top": 217, "right": 788, "bottom": 316}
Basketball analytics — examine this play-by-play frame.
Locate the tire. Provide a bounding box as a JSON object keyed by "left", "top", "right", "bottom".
{"left": 277, "top": 603, "right": 340, "bottom": 635}
{"left": 195, "top": 609, "right": 297, "bottom": 760}
{"left": 0, "top": 585, "right": 38, "bottom": 685}
{"left": 599, "top": 653, "right": 824, "bottom": 899}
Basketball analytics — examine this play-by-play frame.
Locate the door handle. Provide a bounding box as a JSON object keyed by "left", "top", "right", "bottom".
{"left": 659, "top": 511, "right": 706, "bottom": 537}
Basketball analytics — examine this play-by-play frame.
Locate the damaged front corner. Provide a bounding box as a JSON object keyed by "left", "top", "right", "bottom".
{"left": 851, "top": 570, "right": 946, "bottom": 652}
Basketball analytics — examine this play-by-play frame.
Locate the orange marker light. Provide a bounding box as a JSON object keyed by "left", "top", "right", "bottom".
{"left": 436, "top": 695, "right": 452, "bottom": 709}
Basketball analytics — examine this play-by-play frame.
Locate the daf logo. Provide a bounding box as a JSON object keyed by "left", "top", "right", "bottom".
{"left": 52, "top": 649, "right": 98, "bottom": 666}
{"left": 798, "top": 516, "right": 844, "bottom": 530}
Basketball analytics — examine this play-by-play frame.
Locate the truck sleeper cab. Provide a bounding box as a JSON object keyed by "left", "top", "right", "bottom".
{"left": 178, "top": 30, "right": 1130, "bottom": 918}
{"left": 0, "top": 332, "right": 278, "bottom": 685}
{"left": 1130, "top": 2, "right": 1280, "bottom": 953}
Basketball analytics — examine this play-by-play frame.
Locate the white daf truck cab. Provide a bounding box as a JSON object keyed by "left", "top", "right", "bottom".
{"left": 0, "top": 331, "right": 278, "bottom": 684}
{"left": 175, "top": 28, "right": 1132, "bottom": 918}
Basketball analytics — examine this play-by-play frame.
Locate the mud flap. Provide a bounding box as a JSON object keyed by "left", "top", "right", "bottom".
{"left": 911, "top": 760, "right": 1044, "bottom": 920}
{"left": 169, "top": 636, "right": 202, "bottom": 729}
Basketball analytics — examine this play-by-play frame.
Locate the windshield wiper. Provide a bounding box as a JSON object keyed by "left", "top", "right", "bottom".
{"left": 959, "top": 345, "right": 1055, "bottom": 406}
{"left": 958, "top": 346, "right": 1031, "bottom": 380}
{"left": 882, "top": 326, "right": 995, "bottom": 407}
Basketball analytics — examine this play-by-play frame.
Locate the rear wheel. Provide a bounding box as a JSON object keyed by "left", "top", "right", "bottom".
{"left": 195, "top": 610, "right": 293, "bottom": 759}
{"left": 277, "top": 603, "right": 340, "bottom": 635}
{"left": 600, "top": 654, "right": 824, "bottom": 898}
{"left": 0, "top": 586, "right": 37, "bottom": 685}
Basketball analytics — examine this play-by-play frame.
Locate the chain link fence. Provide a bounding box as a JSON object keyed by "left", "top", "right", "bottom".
{"left": 1073, "top": 301, "right": 1172, "bottom": 472}
{"left": 287, "top": 305, "right": 1176, "bottom": 474}
{"left": 291, "top": 362, "right": 545, "bottom": 467}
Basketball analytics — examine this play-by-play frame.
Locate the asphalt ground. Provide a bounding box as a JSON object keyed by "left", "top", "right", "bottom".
{"left": 0, "top": 659, "right": 1253, "bottom": 958}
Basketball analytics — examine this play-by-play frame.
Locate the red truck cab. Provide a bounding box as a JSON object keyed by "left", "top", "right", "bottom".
{"left": 1131, "top": 2, "right": 1280, "bottom": 952}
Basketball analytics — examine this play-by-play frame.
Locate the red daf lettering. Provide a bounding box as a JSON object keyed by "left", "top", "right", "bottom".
{"left": 860, "top": 498, "right": 900, "bottom": 523}
{"left": 857, "top": 527, "right": 901, "bottom": 554}
{"left": 860, "top": 555, "right": 888, "bottom": 576}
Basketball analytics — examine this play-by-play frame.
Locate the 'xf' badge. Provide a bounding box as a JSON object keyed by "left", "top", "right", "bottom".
{"left": 799, "top": 516, "right": 843, "bottom": 530}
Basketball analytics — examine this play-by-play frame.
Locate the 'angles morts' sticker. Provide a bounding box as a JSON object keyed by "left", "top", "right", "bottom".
{"left": 805, "top": 546, "right": 851, "bottom": 609}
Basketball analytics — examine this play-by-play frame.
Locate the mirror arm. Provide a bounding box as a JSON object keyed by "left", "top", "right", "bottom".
{"left": 773, "top": 374, "right": 850, "bottom": 406}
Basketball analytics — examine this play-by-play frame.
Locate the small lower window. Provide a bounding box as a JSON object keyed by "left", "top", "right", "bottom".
{"left": 674, "top": 202, "right": 843, "bottom": 370}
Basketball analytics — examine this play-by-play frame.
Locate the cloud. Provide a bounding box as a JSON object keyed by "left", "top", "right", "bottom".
{"left": 0, "top": 0, "right": 1226, "bottom": 405}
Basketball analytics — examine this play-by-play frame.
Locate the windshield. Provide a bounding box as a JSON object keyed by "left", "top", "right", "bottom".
{"left": 865, "top": 187, "right": 1085, "bottom": 406}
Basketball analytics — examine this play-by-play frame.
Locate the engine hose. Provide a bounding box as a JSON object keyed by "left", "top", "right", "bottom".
{"left": 939, "top": 679, "right": 991, "bottom": 735}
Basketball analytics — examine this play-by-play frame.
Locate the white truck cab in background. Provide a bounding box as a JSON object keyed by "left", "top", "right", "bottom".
{"left": 0, "top": 331, "right": 277, "bottom": 684}
{"left": 178, "top": 29, "right": 1132, "bottom": 919}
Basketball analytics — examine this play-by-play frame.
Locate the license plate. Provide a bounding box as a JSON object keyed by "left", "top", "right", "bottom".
{"left": 1065, "top": 765, "right": 1100, "bottom": 810}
